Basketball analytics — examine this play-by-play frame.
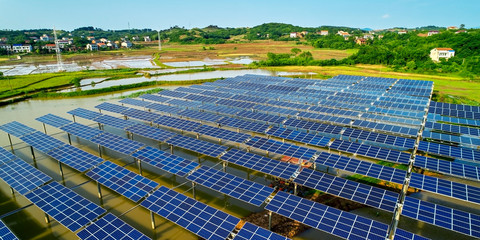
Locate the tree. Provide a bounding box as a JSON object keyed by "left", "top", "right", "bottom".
{"left": 291, "top": 48, "right": 301, "bottom": 55}
{"left": 460, "top": 24, "right": 465, "bottom": 29}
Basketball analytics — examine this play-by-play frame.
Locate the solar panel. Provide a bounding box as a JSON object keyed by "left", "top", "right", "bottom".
{"left": 68, "top": 108, "right": 103, "bottom": 120}
{"left": 342, "top": 128, "right": 416, "bottom": 150}
{"left": 265, "top": 191, "right": 426, "bottom": 240}
{"left": 19, "top": 131, "right": 66, "bottom": 153}
{"left": 157, "top": 90, "right": 189, "bottom": 98}
{"left": 122, "top": 108, "right": 161, "bottom": 122}
{"left": 153, "top": 115, "right": 202, "bottom": 132}
{"left": 166, "top": 135, "right": 228, "bottom": 158}
{"left": 233, "top": 222, "right": 290, "bottom": 240}
{"left": 76, "top": 213, "right": 150, "bottom": 240}
{"left": 60, "top": 122, "right": 103, "bottom": 140}
{"left": 245, "top": 137, "right": 318, "bottom": 161}
{"left": 425, "top": 121, "right": 480, "bottom": 136}
{"left": 178, "top": 109, "right": 223, "bottom": 123}
{"left": 267, "top": 126, "right": 330, "bottom": 147}
{"left": 95, "top": 102, "right": 129, "bottom": 114}
{"left": 187, "top": 166, "right": 274, "bottom": 206}
{"left": 283, "top": 118, "right": 343, "bottom": 135}
{"left": 196, "top": 125, "right": 250, "bottom": 143}
{"left": 414, "top": 155, "right": 479, "bottom": 181}
{"left": 24, "top": 182, "right": 106, "bottom": 232}
{"left": 91, "top": 132, "right": 145, "bottom": 155}
{"left": 94, "top": 114, "right": 137, "bottom": 130}
{"left": 0, "top": 147, "right": 17, "bottom": 166}
{"left": 329, "top": 139, "right": 411, "bottom": 165}
{"left": 140, "top": 186, "right": 240, "bottom": 240}
{"left": 166, "top": 98, "right": 202, "bottom": 108}
{"left": 409, "top": 172, "right": 480, "bottom": 204}
{"left": 46, "top": 144, "right": 104, "bottom": 172}
{"left": 139, "top": 93, "right": 170, "bottom": 103}
{"left": 0, "top": 220, "right": 18, "bottom": 240}
{"left": 126, "top": 124, "right": 177, "bottom": 142}
{"left": 294, "top": 168, "right": 398, "bottom": 212}
{"left": 0, "top": 159, "right": 52, "bottom": 195}
{"left": 132, "top": 146, "right": 198, "bottom": 176}
{"left": 402, "top": 197, "right": 480, "bottom": 238}
{"left": 217, "top": 117, "right": 270, "bottom": 134}
{"left": 237, "top": 110, "right": 286, "bottom": 124}
{"left": 146, "top": 102, "right": 182, "bottom": 114}
{"left": 86, "top": 161, "right": 158, "bottom": 202}
{"left": 119, "top": 98, "right": 152, "bottom": 107}
{"left": 418, "top": 141, "right": 480, "bottom": 162}
{"left": 314, "top": 152, "right": 407, "bottom": 184}
{"left": 35, "top": 113, "right": 72, "bottom": 128}
{"left": 220, "top": 149, "right": 299, "bottom": 180}
{"left": 0, "top": 121, "right": 36, "bottom": 137}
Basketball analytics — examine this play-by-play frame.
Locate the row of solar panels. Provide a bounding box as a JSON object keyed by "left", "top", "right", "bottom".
{"left": 83, "top": 101, "right": 480, "bottom": 236}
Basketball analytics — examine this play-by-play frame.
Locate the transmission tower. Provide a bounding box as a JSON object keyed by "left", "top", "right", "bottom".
{"left": 53, "top": 26, "right": 64, "bottom": 72}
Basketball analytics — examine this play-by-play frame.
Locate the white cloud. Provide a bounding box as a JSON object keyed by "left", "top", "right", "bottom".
{"left": 382, "top": 14, "right": 390, "bottom": 19}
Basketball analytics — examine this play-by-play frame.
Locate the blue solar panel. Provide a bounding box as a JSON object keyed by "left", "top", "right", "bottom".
{"left": 329, "top": 139, "right": 411, "bottom": 164}
{"left": 0, "top": 220, "right": 18, "bottom": 240}
{"left": 94, "top": 114, "right": 137, "bottom": 130}
{"left": 409, "top": 172, "right": 480, "bottom": 204}
{"left": 141, "top": 186, "right": 240, "bottom": 240}
{"left": 418, "top": 141, "right": 480, "bottom": 162}
{"left": 267, "top": 126, "right": 330, "bottom": 147}
{"left": 342, "top": 128, "right": 416, "bottom": 150}
{"left": 68, "top": 108, "right": 103, "bottom": 120}
{"left": 294, "top": 168, "right": 398, "bottom": 212}
{"left": 314, "top": 152, "right": 407, "bottom": 184}
{"left": 196, "top": 125, "right": 250, "bottom": 143}
{"left": 24, "top": 182, "right": 106, "bottom": 232}
{"left": 220, "top": 149, "right": 299, "bottom": 180}
{"left": 119, "top": 98, "right": 152, "bottom": 107}
{"left": 122, "top": 108, "right": 161, "bottom": 122}
{"left": 76, "top": 213, "right": 150, "bottom": 240}
{"left": 237, "top": 110, "right": 286, "bottom": 124}
{"left": 0, "top": 159, "right": 52, "bottom": 195}
{"left": 35, "top": 114, "right": 72, "bottom": 128}
{"left": 126, "top": 124, "right": 177, "bottom": 142}
{"left": 47, "top": 144, "right": 104, "bottom": 172}
{"left": 178, "top": 109, "right": 223, "bottom": 123}
{"left": 0, "top": 121, "right": 36, "bottom": 137}
{"left": 245, "top": 137, "right": 318, "bottom": 161}
{"left": 157, "top": 90, "right": 189, "bottom": 98}
{"left": 187, "top": 166, "right": 274, "bottom": 206}
{"left": 166, "top": 135, "right": 228, "bottom": 158}
{"left": 91, "top": 132, "right": 145, "bottom": 155}
{"left": 233, "top": 222, "right": 290, "bottom": 240}
{"left": 95, "top": 102, "right": 129, "bottom": 114}
{"left": 19, "top": 131, "right": 66, "bottom": 153}
{"left": 132, "top": 146, "right": 198, "bottom": 177}
{"left": 146, "top": 102, "right": 182, "bottom": 114}
{"left": 403, "top": 197, "right": 480, "bottom": 238}
{"left": 217, "top": 117, "right": 270, "bottom": 134}
{"left": 153, "top": 115, "right": 202, "bottom": 132}
{"left": 139, "top": 93, "right": 170, "bottom": 103}
{"left": 86, "top": 161, "right": 158, "bottom": 202}
{"left": 0, "top": 147, "right": 16, "bottom": 166}
{"left": 425, "top": 121, "right": 480, "bottom": 136}
{"left": 265, "top": 191, "right": 426, "bottom": 240}
{"left": 60, "top": 122, "right": 103, "bottom": 140}
{"left": 414, "top": 155, "right": 479, "bottom": 181}
{"left": 283, "top": 118, "right": 343, "bottom": 135}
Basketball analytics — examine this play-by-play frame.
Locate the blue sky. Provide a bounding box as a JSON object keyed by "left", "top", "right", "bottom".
{"left": 0, "top": 0, "right": 478, "bottom": 31}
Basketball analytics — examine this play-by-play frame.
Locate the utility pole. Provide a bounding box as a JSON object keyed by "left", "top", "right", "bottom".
{"left": 53, "top": 26, "right": 64, "bottom": 72}
{"left": 158, "top": 30, "right": 161, "bottom": 51}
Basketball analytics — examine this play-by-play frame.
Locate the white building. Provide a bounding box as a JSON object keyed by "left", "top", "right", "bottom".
{"left": 40, "top": 34, "right": 51, "bottom": 41}
{"left": 320, "top": 30, "right": 329, "bottom": 36}
{"left": 121, "top": 41, "right": 132, "bottom": 48}
{"left": 144, "top": 36, "right": 151, "bottom": 42}
{"left": 86, "top": 43, "right": 98, "bottom": 51}
{"left": 12, "top": 44, "right": 32, "bottom": 53}
{"left": 430, "top": 48, "right": 455, "bottom": 62}
{"left": 289, "top": 32, "right": 298, "bottom": 38}
{"left": 428, "top": 31, "right": 439, "bottom": 36}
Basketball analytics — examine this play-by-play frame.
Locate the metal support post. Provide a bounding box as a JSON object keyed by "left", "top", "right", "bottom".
{"left": 45, "top": 214, "right": 50, "bottom": 224}
{"left": 7, "top": 134, "right": 14, "bottom": 153}
{"left": 30, "top": 146, "right": 36, "bottom": 161}
{"left": 170, "top": 145, "right": 173, "bottom": 154}
{"left": 98, "top": 145, "right": 102, "bottom": 158}
{"left": 294, "top": 183, "right": 298, "bottom": 195}
{"left": 58, "top": 161, "right": 64, "bottom": 177}
{"left": 10, "top": 187, "right": 14, "bottom": 195}
{"left": 137, "top": 159, "right": 143, "bottom": 176}
{"left": 192, "top": 182, "right": 196, "bottom": 200}
{"left": 268, "top": 211, "right": 272, "bottom": 230}
{"left": 72, "top": 115, "right": 76, "bottom": 122}
{"left": 222, "top": 161, "right": 227, "bottom": 172}
{"left": 67, "top": 133, "right": 72, "bottom": 145}
{"left": 150, "top": 211, "right": 156, "bottom": 229}
{"left": 97, "top": 182, "right": 103, "bottom": 199}
{"left": 43, "top": 123, "right": 47, "bottom": 134}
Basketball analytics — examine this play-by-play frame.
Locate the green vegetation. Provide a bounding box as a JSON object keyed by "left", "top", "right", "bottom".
{"left": 117, "top": 88, "right": 163, "bottom": 99}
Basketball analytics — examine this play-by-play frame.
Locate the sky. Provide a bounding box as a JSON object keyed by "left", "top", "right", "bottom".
{"left": 0, "top": 0, "right": 478, "bottom": 31}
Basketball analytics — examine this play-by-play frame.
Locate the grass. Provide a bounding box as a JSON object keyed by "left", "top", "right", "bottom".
{"left": 116, "top": 88, "right": 164, "bottom": 99}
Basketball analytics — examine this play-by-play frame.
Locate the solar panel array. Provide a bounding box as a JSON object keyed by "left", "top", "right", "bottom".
{"left": 246, "top": 137, "right": 318, "bottom": 160}
{"left": 46, "top": 144, "right": 104, "bottom": 172}
{"left": 186, "top": 165, "right": 274, "bottom": 206}
{"left": 0, "top": 147, "right": 16, "bottom": 165}
{"left": 132, "top": 146, "right": 198, "bottom": 177}
{"left": 0, "top": 159, "right": 52, "bottom": 195}
{"left": 0, "top": 121, "right": 36, "bottom": 137}
{"left": 166, "top": 135, "right": 228, "bottom": 158}
{"left": 141, "top": 186, "right": 240, "bottom": 240}
{"left": 19, "top": 131, "right": 66, "bottom": 153}
{"left": 35, "top": 113, "right": 72, "bottom": 128}
{"left": 0, "top": 220, "right": 18, "bottom": 240}
{"left": 91, "top": 132, "right": 145, "bottom": 155}
{"left": 233, "top": 222, "right": 290, "bottom": 240}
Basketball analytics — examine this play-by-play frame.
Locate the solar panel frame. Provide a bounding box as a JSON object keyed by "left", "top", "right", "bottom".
{"left": 245, "top": 137, "right": 318, "bottom": 161}
{"left": 132, "top": 146, "right": 198, "bottom": 177}
{"left": 0, "top": 147, "right": 17, "bottom": 166}
{"left": 0, "top": 121, "right": 37, "bottom": 137}
{"left": 24, "top": 182, "right": 106, "bottom": 232}
{"left": 94, "top": 114, "right": 137, "bottom": 130}
{"left": 0, "top": 220, "right": 18, "bottom": 240}
{"left": 166, "top": 135, "right": 228, "bottom": 158}
{"left": 119, "top": 98, "right": 153, "bottom": 107}
{"left": 95, "top": 102, "right": 129, "bottom": 114}
{"left": 196, "top": 125, "right": 250, "bottom": 143}
{"left": 91, "top": 132, "right": 145, "bottom": 155}
{"left": 67, "top": 108, "right": 103, "bottom": 120}
{"left": 126, "top": 123, "right": 177, "bottom": 142}
{"left": 19, "top": 131, "right": 66, "bottom": 153}
{"left": 86, "top": 161, "right": 158, "bottom": 202}
{"left": 60, "top": 122, "right": 103, "bottom": 140}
